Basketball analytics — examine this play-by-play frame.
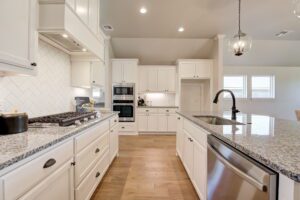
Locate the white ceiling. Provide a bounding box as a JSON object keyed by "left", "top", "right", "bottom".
{"left": 100, "top": 0, "right": 300, "bottom": 40}
{"left": 111, "top": 38, "right": 215, "bottom": 65}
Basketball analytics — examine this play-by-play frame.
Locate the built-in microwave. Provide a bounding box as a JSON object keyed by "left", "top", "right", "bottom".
{"left": 113, "top": 83, "right": 134, "bottom": 99}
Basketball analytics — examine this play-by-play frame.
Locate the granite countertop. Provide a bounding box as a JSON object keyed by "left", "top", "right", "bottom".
{"left": 137, "top": 106, "right": 179, "bottom": 108}
{"left": 177, "top": 111, "right": 300, "bottom": 182}
{"left": 0, "top": 112, "right": 118, "bottom": 172}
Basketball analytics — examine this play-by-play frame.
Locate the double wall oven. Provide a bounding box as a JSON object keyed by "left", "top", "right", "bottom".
{"left": 112, "top": 83, "right": 135, "bottom": 122}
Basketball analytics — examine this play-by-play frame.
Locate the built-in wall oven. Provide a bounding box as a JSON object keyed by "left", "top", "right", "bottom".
{"left": 112, "top": 83, "right": 135, "bottom": 122}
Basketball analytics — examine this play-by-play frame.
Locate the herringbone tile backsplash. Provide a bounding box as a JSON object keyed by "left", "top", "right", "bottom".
{"left": 0, "top": 40, "right": 73, "bottom": 117}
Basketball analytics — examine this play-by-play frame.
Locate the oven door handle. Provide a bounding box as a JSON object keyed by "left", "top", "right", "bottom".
{"left": 207, "top": 145, "right": 267, "bottom": 192}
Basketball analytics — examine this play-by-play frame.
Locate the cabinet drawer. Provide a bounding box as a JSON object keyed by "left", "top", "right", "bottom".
{"left": 75, "top": 150, "right": 109, "bottom": 200}
{"left": 1, "top": 140, "right": 73, "bottom": 200}
{"left": 183, "top": 119, "right": 208, "bottom": 148}
{"left": 75, "top": 132, "right": 109, "bottom": 186}
{"left": 137, "top": 108, "right": 158, "bottom": 114}
{"left": 110, "top": 115, "right": 118, "bottom": 128}
{"left": 75, "top": 121, "right": 109, "bottom": 153}
{"left": 119, "top": 123, "right": 136, "bottom": 132}
{"left": 158, "top": 108, "right": 177, "bottom": 114}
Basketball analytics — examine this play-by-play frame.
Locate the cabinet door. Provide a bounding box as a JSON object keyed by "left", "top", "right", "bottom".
{"left": 167, "top": 68, "right": 176, "bottom": 92}
{"left": 158, "top": 115, "right": 168, "bottom": 132}
{"left": 193, "top": 140, "right": 207, "bottom": 200}
{"left": 147, "top": 114, "right": 158, "bottom": 132}
{"left": 112, "top": 61, "right": 123, "bottom": 83}
{"left": 71, "top": 61, "right": 91, "bottom": 87}
{"left": 20, "top": 161, "right": 74, "bottom": 200}
{"left": 195, "top": 60, "right": 212, "bottom": 78}
{"left": 138, "top": 67, "right": 148, "bottom": 92}
{"left": 91, "top": 61, "right": 105, "bottom": 86}
{"left": 76, "top": 0, "right": 89, "bottom": 24}
{"left": 110, "top": 126, "right": 118, "bottom": 162}
{"left": 176, "top": 116, "right": 184, "bottom": 157}
{"left": 148, "top": 67, "right": 158, "bottom": 91}
{"left": 123, "top": 61, "right": 137, "bottom": 83}
{"left": 88, "top": 0, "right": 99, "bottom": 34}
{"left": 179, "top": 63, "right": 196, "bottom": 78}
{"left": 138, "top": 114, "right": 148, "bottom": 132}
{"left": 157, "top": 68, "right": 169, "bottom": 92}
{"left": 183, "top": 131, "right": 194, "bottom": 177}
{"left": 0, "top": 0, "right": 37, "bottom": 71}
{"left": 167, "top": 114, "right": 177, "bottom": 132}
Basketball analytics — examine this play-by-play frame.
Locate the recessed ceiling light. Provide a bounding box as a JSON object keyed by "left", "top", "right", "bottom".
{"left": 82, "top": 48, "right": 87, "bottom": 52}
{"left": 140, "top": 7, "right": 147, "bottom": 14}
{"left": 178, "top": 27, "right": 185, "bottom": 32}
{"left": 62, "top": 34, "right": 68, "bottom": 38}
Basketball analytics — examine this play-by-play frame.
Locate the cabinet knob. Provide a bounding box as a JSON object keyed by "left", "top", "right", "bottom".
{"left": 166, "top": 110, "right": 169, "bottom": 112}
{"left": 146, "top": 110, "right": 149, "bottom": 112}
{"left": 43, "top": 158, "right": 56, "bottom": 169}
{"left": 114, "top": 120, "right": 117, "bottom": 122}
{"left": 121, "top": 127, "right": 125, "bottom": 129}
{"left": 95, "top": 148, "right": 100, "bottom": 154}
{"left": 188, "top": 138, "right": 193, "bottom": 142}
{"left": 95, "top": 172, "right": 101, "bottom": 178}
{"left": 92, "top": 81, "right": 95, "bottom": 83}
{"left": 31, "top": 62, "right": 37, "bottom": 67}
{"left": 177, "top": 117, "right": 181, "bottom": 120}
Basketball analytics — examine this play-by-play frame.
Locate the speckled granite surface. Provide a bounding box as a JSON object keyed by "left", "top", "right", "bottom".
{"left": 177, "top": 111, "right": 300, "bottom": 182}
{"left": 0, "top": 112, "right": 117, "bottom": 171}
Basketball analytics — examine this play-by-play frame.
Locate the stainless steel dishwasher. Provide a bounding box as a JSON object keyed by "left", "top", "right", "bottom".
{"left": 207, "top": 135, "right": 278, "bottom": 200}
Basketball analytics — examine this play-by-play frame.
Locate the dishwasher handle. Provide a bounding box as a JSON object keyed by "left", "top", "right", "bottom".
{"left": 208, "top": 144, "right": 268, "bottom": 192}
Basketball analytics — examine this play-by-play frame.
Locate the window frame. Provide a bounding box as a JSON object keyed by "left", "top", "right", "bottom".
{"left": 250, "top": 75, "right": 275, "bottom": 100}
{"left": 223, "top": 75, "right": 248, "bottom": 99}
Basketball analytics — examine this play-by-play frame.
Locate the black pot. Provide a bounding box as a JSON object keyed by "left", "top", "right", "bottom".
{"left": 0, "top": 113, "right": 28, "bottom": 135}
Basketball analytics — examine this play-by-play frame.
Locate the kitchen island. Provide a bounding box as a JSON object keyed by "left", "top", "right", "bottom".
{"left": 0, "top": 112, "right": 119, "bottom": 200}
{"left": 177, "top": 111, "right": 300, "bottom": 200}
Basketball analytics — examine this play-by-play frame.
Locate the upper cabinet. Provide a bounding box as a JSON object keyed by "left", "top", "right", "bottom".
{"left": 112, "top": 59, "right": 139, "bottom": 83}
{"left": 71, "top": 56, "right": 105, "bottom": 88}
{"left": 138, "top": 66, "right": 176, "bottom": 93}
{"left": 177, "top": 60, "right": 213, "bottom": 79}
{"left": 39, "top": 0, "right": 106, "bottom": 61}
{"left": 0, "top": 0, "right": 38, "bottom": 75}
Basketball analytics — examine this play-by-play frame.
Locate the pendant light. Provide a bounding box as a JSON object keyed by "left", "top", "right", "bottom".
{"left": 293, "top": 0, "right": 300, "bottom": 18}
{"left": 229, "top": 0, "right": 252, "bottom": 56}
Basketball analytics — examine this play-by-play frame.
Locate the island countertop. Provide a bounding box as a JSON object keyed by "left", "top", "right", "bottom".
{"left": 177, "top": 111, "right": 300, "bottom": 182}
{"left": 0, "top": 112, "right": 118, "bottom": 172}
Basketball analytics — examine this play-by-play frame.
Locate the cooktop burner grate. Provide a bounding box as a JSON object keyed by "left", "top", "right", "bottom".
{"left": 29, "top": 112, "right": 97, "bottom": 126}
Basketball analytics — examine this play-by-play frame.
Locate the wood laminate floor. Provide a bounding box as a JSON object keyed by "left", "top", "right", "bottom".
{"left": 91, "top": 135, "right": 199, "bottom": 200}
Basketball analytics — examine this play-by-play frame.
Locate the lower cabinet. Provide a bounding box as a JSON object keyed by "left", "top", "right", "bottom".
{"left": 177, "top": 117, "right": 208, "bottom": 200}
{"left": 20, "top": 159, "right": 74, "bottom": 200}
{"left": 137, "top": 108, "right": 178, "bottom": 133}
{"left": 0, "top": 115, "right": 119, "bottom": 200}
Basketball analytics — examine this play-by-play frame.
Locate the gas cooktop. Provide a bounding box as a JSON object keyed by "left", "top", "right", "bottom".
{"left": 29, "top": 112, "right": 97, "bottom": 127}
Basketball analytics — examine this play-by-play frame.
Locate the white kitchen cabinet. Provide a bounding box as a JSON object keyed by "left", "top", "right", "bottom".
{"left": 157, "top": 68, "right": 176, "bottom": 92}
{"left": 177, "top": 60, "right": 212, "bottom": 79}
{"left": 158, "top": 115, "right": 168, "bottom": 131}
{"left": 112, "top": 59, "right": 138, "bottom": 83}
{"left": 167, "top": 114, "right": 177, "bottom": 132}
{"left": 71, "top": 60, "right": 105, "bottom": 88}
{"left": 88, "top": 0, "right": 99, "bottom": 35}
{"left": 19, "top": 160, "right": 74, "bottom": 200}
{"left": 137, "top": 113, "right": 158, "bottom": 132}
{"left": 183, "top": 131, "right": 194, "bottom": 177}
{"left": 176, "top": 115, "right": 184, "bottom": 157}
{"left": 193, "top": 140, "right": 207, "bottom": 200}
{"left": 148, "top": 115, "right": 158, "bottom": 131}
{"left": 109, "top": 122, "right": 119, "bottom": 163}
{"left": 0, "top": 0, "right": 38, "bottom": 75}
{"left": 138, "top": 114, "right": 148, "bottom": 132}
{"left": 138, "top": 66, "right": 176, "bottom": 93}
{"left": 76, "top": 0, "right": 89, "bottom": 24}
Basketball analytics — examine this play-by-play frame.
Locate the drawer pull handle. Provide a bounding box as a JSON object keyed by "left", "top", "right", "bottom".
{"left": 95, "top": 172, "right": 101, "bottom": 178}
{"left": 95, "top": 148, "right": 100, "bottom": 154}
{"left": 43, "top": 158, "right": 56, "bottom": 169}
{"left": 114, "top": 120, "right": 117, "bottom": 122}
{"left": 122, "top": 127, "right": 125, "bottom": 129}
{"left": 31, "top": 62, "right": 37, "bottom": 67}
{"left": 177, "top": 117, "right": 181, "bottom": 120}
{"left": 188, "top": 138, "right": 193, "bottom": 142}
{"left": 146, "top": 110, "right": 149, "bottom": 112}
{"left": 166, "top": 110, "right": 169, "bottom": 112}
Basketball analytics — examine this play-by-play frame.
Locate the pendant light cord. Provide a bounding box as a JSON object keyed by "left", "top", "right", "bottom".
{"left": 238, "top": 0, "right": 241, "bottom": 39}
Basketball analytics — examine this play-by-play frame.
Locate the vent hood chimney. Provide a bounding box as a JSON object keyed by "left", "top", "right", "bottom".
{"left": 38, "top": 0, "right": 105, "bottom": 60}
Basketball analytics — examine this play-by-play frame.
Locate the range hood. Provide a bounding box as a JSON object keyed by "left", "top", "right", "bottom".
{"left": 38, "top": 0, "right": 104, "bottom": 59}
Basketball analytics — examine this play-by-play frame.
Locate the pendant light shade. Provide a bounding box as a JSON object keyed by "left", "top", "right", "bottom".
{"left": 293, "top": 0, "right": 300, "bottom": 18}
{"left": 229, "top": 0, "right": 252, "bottom": 56}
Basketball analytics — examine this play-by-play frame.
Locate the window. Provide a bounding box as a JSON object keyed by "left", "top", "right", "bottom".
{"left": 223, "top": 76, "right": 247, "bottom": 98}
{"left": 251, "top": 76, "right": 275, "bottom": 98}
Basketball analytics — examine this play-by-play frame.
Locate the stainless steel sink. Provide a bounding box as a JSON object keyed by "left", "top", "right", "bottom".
{"left": 193, "top": 115, "right": 245, "bottom": 125}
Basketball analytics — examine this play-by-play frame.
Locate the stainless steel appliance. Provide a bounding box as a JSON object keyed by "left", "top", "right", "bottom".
{"left": 207, "top": 135, "right": 277, "bottom": 200}
{"left": 0, "top": 112, "right": 28, "bottom": 134}
{"left": 29, "top": 112, "right": 97, "bottom": 127}
{"left": 112, "top": 83, "right": 135, "bottom": 122}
